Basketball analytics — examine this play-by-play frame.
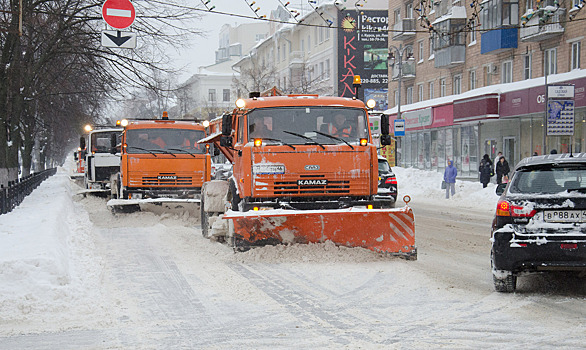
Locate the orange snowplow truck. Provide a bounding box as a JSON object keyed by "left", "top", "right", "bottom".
{"left": 200, "top": 93, "right": 416, "bottom": 258}
{"left": 107, "top": 112, "right": 211, "bottom": 213}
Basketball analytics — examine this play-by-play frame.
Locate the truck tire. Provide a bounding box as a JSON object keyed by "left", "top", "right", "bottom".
{"left": 228, "top": 180, "right": 241, "bottom": 211}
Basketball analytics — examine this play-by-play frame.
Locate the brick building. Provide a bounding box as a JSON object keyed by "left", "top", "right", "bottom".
{"left": 386, "top": 0, "right": 585, "bottom": 178}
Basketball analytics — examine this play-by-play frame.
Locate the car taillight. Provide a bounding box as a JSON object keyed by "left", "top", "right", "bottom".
{"left": 496, "top": 200, "right": 537, "bottom": 217}
{"left": 385, "top": 176, "right": 397, "bottom": 185}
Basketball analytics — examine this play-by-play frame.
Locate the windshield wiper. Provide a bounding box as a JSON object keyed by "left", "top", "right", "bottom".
{"left": 126, "top": 146, "right": 158, "bottom": 157}
{"left": 313, "top": 130, "right": 354, "bottom": 150}
{"left": 259, "top": 137, "right": 296, "bottom": 150}
{"left": 282, "top": 130, "right": 325, "bottom": 149}
{"left": 167, "top": 148, "right": 196, "bottom": 157}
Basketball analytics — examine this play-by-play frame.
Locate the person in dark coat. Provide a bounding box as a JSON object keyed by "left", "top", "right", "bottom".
{"left": 479, "top": 154, "right": 493, "bottom": 188}
{"left": 496, "top": 156, "right": 510, "bottom": 184}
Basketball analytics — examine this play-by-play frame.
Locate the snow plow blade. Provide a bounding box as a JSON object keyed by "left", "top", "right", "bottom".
{"left": 107, "top": 198, "right": 201, "bottom": 216}
{"left": 223, "top": 206, "right": 416, "bottom": 259}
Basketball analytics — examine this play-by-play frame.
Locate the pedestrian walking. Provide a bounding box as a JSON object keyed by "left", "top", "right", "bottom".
{"left": 443, "top": 160, "right": 457, "bottom": 199}
{"left": 496, "top": 156, "right": 510, "bottom": 185}
{"left": 479, "top": 154, "right": 493, "bottom": 188}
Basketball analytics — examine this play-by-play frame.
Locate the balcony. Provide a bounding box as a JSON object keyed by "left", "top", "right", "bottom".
{"left": 391, "top": 61, "right": 416, "bottom": 80}
{"left": 481, "top": 27, "right": 518, "bottom": 54}
{"left": 434, "top": 45, "right": 465, "bottom": 68}
{"left": 392, "top": 18, "right": 416, "bottom": 41}
{"left": 288, "top": 51, "right": 305, "bottom": 67}
{"left": 520, "top": 8, "right": 566, "bottom": 42}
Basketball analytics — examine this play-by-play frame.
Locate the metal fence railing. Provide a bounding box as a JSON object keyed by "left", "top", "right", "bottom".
{"left": 0, "top": 168, "right": 57, "bottom": 215}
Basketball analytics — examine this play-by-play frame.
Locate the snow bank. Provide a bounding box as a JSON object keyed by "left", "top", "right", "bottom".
{"left": 0, "top": 166, "right": 117, "bottom": 334}
{"left": 394, "top": 166, "right": 500, "bottom": 213}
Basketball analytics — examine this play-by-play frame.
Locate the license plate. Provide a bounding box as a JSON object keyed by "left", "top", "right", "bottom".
{"left": 543, "top": 210, "right": 586, "bottom": 223}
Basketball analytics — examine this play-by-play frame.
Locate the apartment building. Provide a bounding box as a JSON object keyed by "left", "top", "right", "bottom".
{"left": 387, "top": 0, "right": 585, "bottom": 178}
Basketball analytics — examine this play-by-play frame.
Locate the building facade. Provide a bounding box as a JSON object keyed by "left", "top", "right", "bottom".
{"left": 387, "top": 0, "right": 585, "bottom": 178}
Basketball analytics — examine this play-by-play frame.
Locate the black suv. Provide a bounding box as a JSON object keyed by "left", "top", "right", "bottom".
{"left": 376, "top": 156, "right": 397, "bottom": 204}
{"left": 491, "top": 153, "right": 586, "bottom": 292}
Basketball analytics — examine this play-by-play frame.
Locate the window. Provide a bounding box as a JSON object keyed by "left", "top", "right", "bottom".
{"left": 429, "top": 81, "right": 434, "bottom": 99}
{"left": 314, "top": 27, "right": 318, "bottom": 46}
{"left": 406, "top": 86, "right": 413, "bottom": 104}
{"left": 433, "top": 19, "right": 466, "bottom": 51}
{"left": 453, "top": 75, "right": 462, "bottom": 95}
{"left": 394, "top": 9, "right": 401, "bottom": 24}
{"left": 283, "top": 44, "right": 287, "bottom": 61}
{"left": 523, "top": 54, "right": 532, "bottom": 80}
{"left": 394, "top": 90, "right": 399, "bottom": 107}
{"left": 277, "top": 46, "right": 280, "bottom": 61}
{"left": 469, "top": 70, "right": 477, "bottom": 90}
{"left": 571, "top": 42, "right": 581, "bottom": 70}
{"left": 429, "top": 39, "right": 435, "bottom": 60}
{"left": 301, "top": 39, "right": 305, "bottom": 52}
{"left": 223, "top": 89, "right": 230, "bottom": 102}
{"left": 325, "top": 59, "right": 330, "bottom": 78}
{"left": 255, "top": 34, "right": 265, "bottom": 42}
{"left": 481, "top": 0, "right": 519, "bottom": 29}
{"left": 469, "top": 20, "right": 477, "bottom": 44}
{"left": 325, "top": 27, "right": 330, "bottom": 40}
{"left": 406, "top": 3, "right": 413, "bottom": 18}
{"left": 319, "top": 27, "right": 324, "bottom": 43}
{"left": 418, "top": 83, "right": 424, "bottom": 102}
{"left": 418, "top": 41, "right": 424, "bottom": 63}
{"left": 319, "top": 62, "right": 324, "bottom": 79}
{"left": 208, "top": 89, "right": 216, "bottom": 102}
{"left": 283, "top": 76, "right": 287, "bottom": 90}
{"left": 308, "top": 35, "right": 311, "bottom": 51}
{"left": 440, "top": 78, "right": 446, "bottom": 97}
{"left": 502, "top": 60, "right": 513, "bottom": 83}
{"left": 544, "top": 48, "right": 557, "bottom": 75}
{"left": 484, "top": 65, "right": 493, "bottom": 86}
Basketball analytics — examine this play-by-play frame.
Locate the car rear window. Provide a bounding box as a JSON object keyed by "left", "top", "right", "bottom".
{"left": 510, "top": 164, "right": 586, "bottom": 194}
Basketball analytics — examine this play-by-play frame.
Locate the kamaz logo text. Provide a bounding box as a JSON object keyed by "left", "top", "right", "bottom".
{"left": 158, "top": 175, "right": 177, "bottom": 180}
{"left": 304, "top": 165, "right": 320, "bottom": 171}
{"left": 297, "top": 179, "right": 327, "bottom": 186}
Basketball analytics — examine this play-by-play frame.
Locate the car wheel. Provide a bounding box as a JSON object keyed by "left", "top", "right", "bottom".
{"left": 493, "top": 271, "right": 517, "bottom": 293}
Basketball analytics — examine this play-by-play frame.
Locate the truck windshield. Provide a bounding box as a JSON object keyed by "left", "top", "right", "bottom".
{"left": 90, "top": 131, "right": 121, "bottom": 153}
{"left": 126, "top": 128, "right": 206, "bottom": 154}
{"left": 247, "top": 107, "right": 368, "bottom": 144}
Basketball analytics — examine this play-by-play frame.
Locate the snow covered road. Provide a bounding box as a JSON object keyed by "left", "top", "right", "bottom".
{"left": 1, "top": 167, "right": 585, "bottom": 349}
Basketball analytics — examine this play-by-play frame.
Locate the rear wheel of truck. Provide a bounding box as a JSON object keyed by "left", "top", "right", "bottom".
{"left": 228, "top": 181, "right": 240, "bottom": 211}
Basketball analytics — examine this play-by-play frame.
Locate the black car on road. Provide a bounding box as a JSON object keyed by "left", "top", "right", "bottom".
{"left": 376, "top": 156, "right": 397, "bottom": 205}
{"left": 491, "top": 153, "right": 586, "bottom": 292}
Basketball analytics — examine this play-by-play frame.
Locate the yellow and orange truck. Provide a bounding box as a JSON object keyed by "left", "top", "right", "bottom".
{"left": 200, "top": 93, "right": 416, "bottom": 258}
{"left": 107, "top": 112, "right": 211, "bottom": 213}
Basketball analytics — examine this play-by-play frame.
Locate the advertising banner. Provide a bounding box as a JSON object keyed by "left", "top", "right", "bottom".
{"left": 337, "top": 10, "right": 389, "bottom": 109}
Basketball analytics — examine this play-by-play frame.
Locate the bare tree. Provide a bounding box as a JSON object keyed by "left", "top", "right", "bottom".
{"left": 232, "top": 55, "right": 278, "bottom": 97}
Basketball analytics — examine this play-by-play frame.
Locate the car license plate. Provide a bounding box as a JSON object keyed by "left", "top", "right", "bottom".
{"left": 543, "top": 210, "right": 586, "bottom": 223}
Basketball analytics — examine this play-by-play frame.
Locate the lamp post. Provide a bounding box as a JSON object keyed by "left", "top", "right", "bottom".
{"left": 388, "top": 44, "right": 414, "bottom": 166}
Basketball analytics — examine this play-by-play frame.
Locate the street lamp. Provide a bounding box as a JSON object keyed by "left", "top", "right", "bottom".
{"left": 388, "top": 44, "right": 414, "bottom": 122}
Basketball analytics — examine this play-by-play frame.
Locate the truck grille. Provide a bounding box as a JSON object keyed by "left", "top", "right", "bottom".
{"left": 138, "top": 172, "right": 199, "bottom": 186}
{"left": 254, "top": 174, "right": 369, "bottom": 196}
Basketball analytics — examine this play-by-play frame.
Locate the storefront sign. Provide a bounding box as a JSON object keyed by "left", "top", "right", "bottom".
{"left": 403, "top": 108, "right": 432, "bottom": 129}
{"left": 548, "top": 85, "right": 575, "bottom": 99}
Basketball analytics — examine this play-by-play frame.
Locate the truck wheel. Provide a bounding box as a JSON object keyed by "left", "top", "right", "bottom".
{"left": 228, "top": 180, "right": 241, "bottom": 211}
{"left": 493, "top": 271, "right": 517, "bottom": 293}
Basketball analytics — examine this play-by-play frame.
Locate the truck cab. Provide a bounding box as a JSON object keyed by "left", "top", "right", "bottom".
{"left": 82, "top": 128, "right": 122, "bottom": 190}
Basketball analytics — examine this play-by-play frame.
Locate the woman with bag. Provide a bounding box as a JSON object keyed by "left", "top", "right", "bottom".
{"left": 496, "top": 156, "right": 510, "bottom": 185}
{"left": 479, "top": 154, "right": 493, "bottom": 188}
{"left": 443, "top": 160, "right": 457, "bottom": 199}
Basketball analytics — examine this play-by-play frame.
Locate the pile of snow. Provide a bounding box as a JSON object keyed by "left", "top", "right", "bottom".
{"left": 0, "top": 165, "right": 119, "bottom": 334}
{"left": 394, "top": 166, "right": 500, "bottom": 213}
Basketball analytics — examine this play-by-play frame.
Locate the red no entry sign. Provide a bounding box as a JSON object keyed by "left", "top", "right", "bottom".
{"left": 102, "top": 0, "right": 135, "bottom": 29}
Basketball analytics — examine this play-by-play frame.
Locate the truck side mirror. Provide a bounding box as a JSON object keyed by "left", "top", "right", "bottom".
{"left": 80, "top": 136, "right": 86, "bottom": 150}
{"left": 213, "top": 146, "right": 220, "bottom": 156}
{"left": 220, "top": 136, "right": 232, "bottom": 148}
{"left": 73, "top": 152, "right": 78, "bottom": 161}
{"left": 380, "top": 114, "right": 391, "bottom": 146}
{"left": 110, "top": 134, "right": 117, "bottom": 154}
{"left": 222, "top": 114, "right": 232, "bottom": 137}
